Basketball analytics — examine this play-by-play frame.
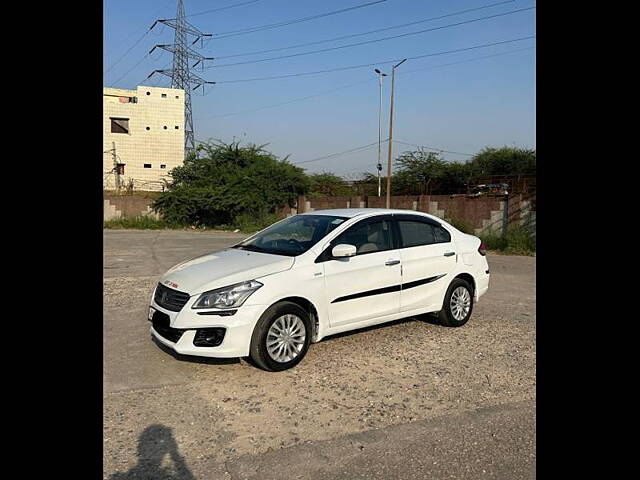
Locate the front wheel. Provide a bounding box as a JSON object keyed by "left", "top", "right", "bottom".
{"left": 249, "top": 301, "right": 311, "bottom": 371}
{"left": 437, "top": 278, "right": 474, "bottom": 327}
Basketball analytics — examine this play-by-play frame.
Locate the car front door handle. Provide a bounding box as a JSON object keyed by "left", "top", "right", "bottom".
{"left": 385, "top": 260, "right": 401, "bottom": 266}
{"left": 444, "top": 252, "right": 456, "bottom": 257}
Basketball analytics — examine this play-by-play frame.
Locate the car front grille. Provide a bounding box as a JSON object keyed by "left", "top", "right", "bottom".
{"left": 151, "top": 310, "right": 186, "bottom": 343}
{"left": 154, "top": 283, "right": 191, "bottom": 312}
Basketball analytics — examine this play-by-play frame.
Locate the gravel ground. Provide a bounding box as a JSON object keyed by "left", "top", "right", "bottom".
{"left": 103, "top": 230, "right": 535, "bottom": 479}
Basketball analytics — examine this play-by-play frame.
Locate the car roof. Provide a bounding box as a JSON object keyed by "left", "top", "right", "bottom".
{"left": 299, "top": 208, "right": 437, "bottom": 219}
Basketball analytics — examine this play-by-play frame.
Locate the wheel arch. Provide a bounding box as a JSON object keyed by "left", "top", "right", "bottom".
{"left": 270, "top": 296, "right": 321, "bottom": 342}
{"left": 453, "top": 272, "right": 476, "bottom": 294}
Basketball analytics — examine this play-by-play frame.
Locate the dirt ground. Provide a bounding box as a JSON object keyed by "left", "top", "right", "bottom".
{"left": 103, "top": 230, "right": 535, "bottom": 479}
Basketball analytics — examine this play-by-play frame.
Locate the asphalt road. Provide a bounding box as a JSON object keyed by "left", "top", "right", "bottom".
{"left": 104, "top": 229, "right": 536, "bottom": 479}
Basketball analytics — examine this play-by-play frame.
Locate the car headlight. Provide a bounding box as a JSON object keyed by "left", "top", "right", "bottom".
{"left": 192, "top": 280, "right": 263, "bottom": 309}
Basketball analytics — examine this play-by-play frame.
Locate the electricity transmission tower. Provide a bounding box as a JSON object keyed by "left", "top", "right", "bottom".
{"left": 146, "top": 0, "right": 215, "bottom": 155}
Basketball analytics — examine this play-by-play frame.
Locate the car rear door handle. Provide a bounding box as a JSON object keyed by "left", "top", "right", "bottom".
{"left": 385, "top": 260, "right": 401, "bottom": 266}
{"left": 444, "top": 252, "right": 455, "bottom": 257}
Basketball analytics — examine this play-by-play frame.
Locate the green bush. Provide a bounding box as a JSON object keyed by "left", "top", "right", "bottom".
{"left": 152, "top": 141, "right": 309, "bottom": 228}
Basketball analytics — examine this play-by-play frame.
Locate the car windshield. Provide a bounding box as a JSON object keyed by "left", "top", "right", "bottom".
{"left": 233, "top": 215, "right": 348, "bottom": 257}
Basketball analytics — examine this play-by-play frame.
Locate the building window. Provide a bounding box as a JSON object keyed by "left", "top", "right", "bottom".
{"left": 175, "top": 126, "right": 179, "bottom": 129}
{"left": 144, "top": 164, "right": 152, "bottom": 168}
{"left": 163, "top": 126, "right": 167, "bottom": 130}
{"left": 161, "top": 93, "right": 167, "bottom": 98}
{"left": 146, "top": 91, "right": 151, "bottom": 95}
{"left": 175, "top": 95, "right": 179, "bottom": 99}
{"left": 110, "top": 118, "right": 129, "bottom": 134}
{"left": 146, "top": 127, "right": 150, "bottom": 131}
{"left": 116, "top": 164, "right": 125, "bottom": 175}
{"left": 160, "top": 164, "right": 166, "bottom": 169}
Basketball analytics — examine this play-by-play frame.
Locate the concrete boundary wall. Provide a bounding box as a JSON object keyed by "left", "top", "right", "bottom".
{"left": 298, "top": 194, "right": 536, "bottom": 235}
{"left": 104, "top": 196, "right": 159, "bottom": 221}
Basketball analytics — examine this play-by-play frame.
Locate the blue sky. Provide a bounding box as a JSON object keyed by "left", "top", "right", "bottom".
{"left": 103, "top": 0, "right": 536, "bottom": 177}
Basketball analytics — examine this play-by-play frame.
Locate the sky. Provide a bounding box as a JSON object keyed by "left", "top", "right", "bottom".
{"left": 103, "top": 0, "right": 536, "bottom": 178}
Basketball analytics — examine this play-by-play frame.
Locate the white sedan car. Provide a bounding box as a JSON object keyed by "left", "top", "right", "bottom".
{"left": 148, "top": 209, "right": 490, "bottom": 371}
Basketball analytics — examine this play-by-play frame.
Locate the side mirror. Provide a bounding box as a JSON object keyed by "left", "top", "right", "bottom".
{"left": 332, "top": 244, "right": 357, "bottom": 258}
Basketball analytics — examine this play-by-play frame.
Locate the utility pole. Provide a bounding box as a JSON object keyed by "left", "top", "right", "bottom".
{"left": 374, "top": 68, "right": 387, "bottom": 198}
{"left": 147, "top": 0, "right": 215, "bottom": 156}
{"left": 385, "top": 59, "right": 407, "bottom": 208}
{"left": 112, "top": 142, "right": 120, "bottom": 194}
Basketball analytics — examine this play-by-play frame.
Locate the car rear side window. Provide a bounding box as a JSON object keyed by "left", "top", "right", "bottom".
{"left": 396, "top": 219, "right": 451, "bottom": 247}
{"left": 397, "top": 221, "right": 435, "bottom": 248}
{"left": 434, "top": 225, "right": 451, "bottom": 243}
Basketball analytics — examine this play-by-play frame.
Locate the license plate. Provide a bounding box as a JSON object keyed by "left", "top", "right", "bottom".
{"left": 148, "top": 306, "right": 156, "bottom": 321}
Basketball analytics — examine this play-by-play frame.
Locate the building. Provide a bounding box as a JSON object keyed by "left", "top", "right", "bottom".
{"left": 103, "top": 85, "right": 185, "bottom": 192}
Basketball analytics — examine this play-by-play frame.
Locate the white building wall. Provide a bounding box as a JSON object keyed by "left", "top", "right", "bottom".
{"left": 103, "top": 85, "right": 185, "bottom": 191}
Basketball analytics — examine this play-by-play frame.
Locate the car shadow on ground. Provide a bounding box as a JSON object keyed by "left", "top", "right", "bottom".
{"left": 320, "top": 312, "right": 441, "bottom": 343}
{"left": 108, "top": 424, "right": 195, "bottom": 480}
{"left": 151, "top": 335, "right": 240, "bottom": 365}
{"left": 150, "top": 313, "right": 441, "bottom": 366}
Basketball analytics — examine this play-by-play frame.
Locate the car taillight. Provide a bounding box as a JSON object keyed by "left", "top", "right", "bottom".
{"left": 478, "top": 243, "right": 487, "bottom": 256}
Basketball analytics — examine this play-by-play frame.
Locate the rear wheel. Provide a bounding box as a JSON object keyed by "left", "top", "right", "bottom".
{"left": 438, "top": 278, "right": 474, "bottom": 327}
{"left": 249, "top": 301, "right": 311, "bottom": 371}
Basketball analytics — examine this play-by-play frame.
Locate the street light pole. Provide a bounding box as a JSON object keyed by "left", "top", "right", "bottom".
{"left": 374, "top": 68, "right": 387, "bottom": 198}
{"left": 386, "top": 58, "right": 407, "bottom": 209}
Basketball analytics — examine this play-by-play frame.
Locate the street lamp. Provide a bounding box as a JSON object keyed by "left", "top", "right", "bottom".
{"left": 386, "top": 58, "right": 407, "bottom": 209}
{"left": 374, "top": 68, "right": 387, "bottom": 198}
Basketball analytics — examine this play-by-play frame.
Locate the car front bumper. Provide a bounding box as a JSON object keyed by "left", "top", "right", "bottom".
{"left": 149, "top": 298, "right": 267, "bottom": 358}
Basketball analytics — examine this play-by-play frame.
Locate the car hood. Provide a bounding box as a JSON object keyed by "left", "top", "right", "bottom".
{"left": 159, "top": 248, "right": 295, "bottom": 295}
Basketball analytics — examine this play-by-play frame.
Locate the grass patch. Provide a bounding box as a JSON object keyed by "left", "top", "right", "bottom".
{"left": 103, "top": 190, "right": 163, "bottom": 200}
{"left": 479, "top": 225, "right": 535, "bottom": 256}
{"left": 103, "top": 212, "right": 284, "bottom": 233}
{"left": 235, "top": 212, "right": 284, "bottom": 233}
{"left": 104, "top": 215, "right": 186, "bottom": 230}
{"left": 446, "top": 216, "right": 475, "bottom": 235}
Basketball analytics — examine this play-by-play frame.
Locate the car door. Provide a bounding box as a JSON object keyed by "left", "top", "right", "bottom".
{"left": 394, "top": 215, "right": 457, "bottom": 312}
{"left": 318, "top": 216, "right": 401, "bottom": 327}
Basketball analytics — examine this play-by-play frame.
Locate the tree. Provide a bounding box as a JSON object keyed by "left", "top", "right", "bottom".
{"left": 468, "top": 146, "right": 536, "bottom": 177}
{"left": 308, "top": 172, "right": 353, "bottom": 196}
{"left": 152, "top": 140, "right": 309, "bottom": 227}
{"left": 394, "top": 148, "right": 448, "bottom": 194}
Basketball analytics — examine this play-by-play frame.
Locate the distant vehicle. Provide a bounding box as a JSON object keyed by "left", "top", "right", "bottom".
{"left": 469, "top": 183, "right": 509, "bottom": 197}
{"left": 148, "top": 209, "right": 490, "bottom": 371}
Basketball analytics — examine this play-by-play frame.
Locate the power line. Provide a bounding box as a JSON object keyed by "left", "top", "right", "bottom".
{"left": 213, "top": 35, "right": 536, "bottom": 84}
{"left": 212, "top": 0, "right": 388, "bottom": 39}
{"left": 195, "top": 46, "right": 535, "bottom": 120}
{"left": 104, "top": 30, "right": 151, "bottom": 77}
{"left": 103, "top": 0, "right": 174, "bottom": 77}
{"left": 186, "top": 0, "right": 262, "bottom": 18}
{"left": 207, "top": 6, "right": 535, "bottom": 69}
{"left": 393, "top": 140, "right": 474, "bottom": 157}
{"left": 292, "top": 141, "right": 387, "bottom": 165}
{"left": 213, "top": 0, "right": 514, "bottom": 59}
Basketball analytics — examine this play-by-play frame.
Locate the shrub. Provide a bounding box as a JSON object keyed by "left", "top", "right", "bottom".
{"left": 152, "top": 141, "right": 309, "bottom": 228}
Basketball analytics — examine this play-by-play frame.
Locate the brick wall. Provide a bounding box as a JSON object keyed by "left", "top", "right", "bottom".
{"left": 297, "top": 194, "right": 536, "bottom": 235}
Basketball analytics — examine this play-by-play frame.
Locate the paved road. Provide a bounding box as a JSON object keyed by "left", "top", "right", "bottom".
{"left": 104, "top": 229, "right": 536, "bottom": 479}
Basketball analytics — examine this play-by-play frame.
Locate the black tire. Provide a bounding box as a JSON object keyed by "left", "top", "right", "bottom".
{"left": 437, "top": 278, "right": 474, "bottom": 327}
{"left": 249, "top": 301, "right": 312, "bottom": 372}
